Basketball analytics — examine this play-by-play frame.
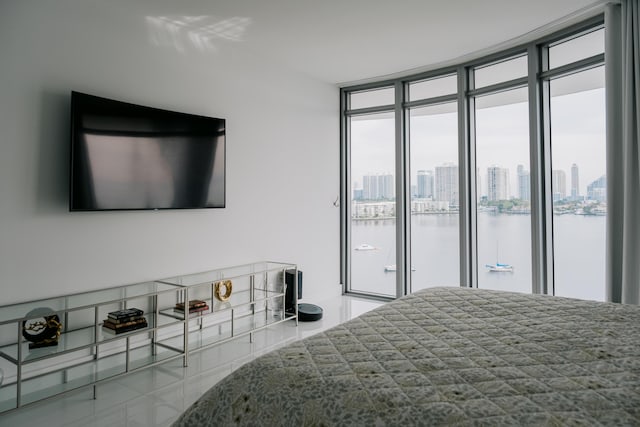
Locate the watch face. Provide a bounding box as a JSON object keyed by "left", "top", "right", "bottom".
{"left": 22, "top": 308, "right": 62, "bottom": 344}
{"left": 23, "top": 317, "right": 49, "bottom": 338}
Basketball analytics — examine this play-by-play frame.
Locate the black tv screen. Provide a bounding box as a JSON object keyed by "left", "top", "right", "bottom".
{"left": 70, "top": 91, "right": 225, "bottom": 211}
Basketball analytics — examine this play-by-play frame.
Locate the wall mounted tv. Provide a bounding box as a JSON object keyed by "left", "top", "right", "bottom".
{"left": 70, "top": 91, "right": 225, "bottom": 211}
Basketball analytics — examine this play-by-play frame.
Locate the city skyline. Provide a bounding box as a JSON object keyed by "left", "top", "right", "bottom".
{"left": 354, "top": 162, "right": 605, "bottom": 203}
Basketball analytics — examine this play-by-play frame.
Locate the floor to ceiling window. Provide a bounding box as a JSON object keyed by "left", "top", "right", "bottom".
{"left": 341, "top": 18, "right": 606, "bottom": 301}
{"left": 547, "top": 28, "right": 606, "bottom": 301}
{"left": 347, "top": 87, "right": 396, "bottom": 297}
{"left": 474, "top": 85, "right": 532, "bottom": 293}
{"left": 408, "top": 74, "right": 459, "bottom": 292}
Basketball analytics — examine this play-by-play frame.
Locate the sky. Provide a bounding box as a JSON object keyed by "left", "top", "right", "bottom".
{"left": 351, "top": 78, "right": 605, "bottom": 199}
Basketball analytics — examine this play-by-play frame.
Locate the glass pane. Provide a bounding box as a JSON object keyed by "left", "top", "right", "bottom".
{"left": 474, "top": 55, "right": 527, "bottom": 88}
{"left": 550, "top": 66, "right": 605, "bottom": 301}
{"left": 549, "top": 28, "right": 604, "bottom": 69}
{"left": 350, "top": 87, "right": 394, "bottom": 109}
{"left": 409, "top": 103, "right": 459, "bottom": 291}
{"left": 350, "top": 112, "right": 396, "bottom": 297}
{"left": 475, "top": 87, "right": 531, "bottom": 293}
{"left": 408, "top": 74, "right": 457, "bottom": 101}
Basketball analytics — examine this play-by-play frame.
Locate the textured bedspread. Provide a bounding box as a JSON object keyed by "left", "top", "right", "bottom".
{"left": 173, "top": 287, "right": 640, "bottom": 426}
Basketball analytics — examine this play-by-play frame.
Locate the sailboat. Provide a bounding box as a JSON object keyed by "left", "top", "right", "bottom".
{"left": 355, "top": 243, "right": 377, "bottom": 251}
{"left": 382, "top": 247, "right": 416, "bottom": 272}
{"left": 485, "top": 241, "right": 513, "bottom": 272}
{"left": 485, "top": 263, "right": 514, "bottom": 272}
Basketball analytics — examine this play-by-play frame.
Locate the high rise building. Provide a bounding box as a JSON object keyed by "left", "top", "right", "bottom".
{"left": 363, "top": 173, "right": 394, "bottom": 200}
{"left": 571, "top": 163, "right": 580, "bottom": 199}
{"left": 587, "top": 175, "right": 606, "bottom": 202}
{"left": 362, "top": 175, "right": 378, "bottom": 200}
{"left": 435, "top": 163, "right": 458, "bottom": 206}
{"left": 417, "top": 170, "right": 434, "bottom": 199}
{"left": 378, "top": 174, "right": 394, "bottom": 199}
{"left": 552, "top": 170, "right": 567, "bottom": 201}
{"left": 487, "top": 166, "right": 509, "bottom": 201}
{"left": 517, "top": 164, "right": 530, "bottom": 201}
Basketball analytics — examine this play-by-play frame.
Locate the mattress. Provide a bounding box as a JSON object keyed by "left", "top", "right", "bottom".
{"left": 172, "top": 287, "right": 640, "bottom": 426}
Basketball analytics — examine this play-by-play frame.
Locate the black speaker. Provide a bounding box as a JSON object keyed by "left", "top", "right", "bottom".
{"left": 285, "top": 269, "right": 302, "bottom": 314}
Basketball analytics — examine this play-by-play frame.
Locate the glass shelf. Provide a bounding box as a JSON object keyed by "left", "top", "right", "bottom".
{"left": 0, "top": 281, "right": 182, "bottom": 325}
{"left": 158, "top": 288, "right": 285, "bottom": 321}
{"left": 159, "top": 311, "right": 288, "bottom": 354}
{"left": 0, "top": 308, "right": 184, "bottom": 364}
{"left": 160, "top": 261, "right": 296, "bottom": 287}
{"left": 0, "top": 342, "right": 183, "bottom": 409}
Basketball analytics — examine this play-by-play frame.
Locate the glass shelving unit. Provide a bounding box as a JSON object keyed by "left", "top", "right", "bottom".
{"left": 0, "top": 261, "right": 297, "bottom": 413}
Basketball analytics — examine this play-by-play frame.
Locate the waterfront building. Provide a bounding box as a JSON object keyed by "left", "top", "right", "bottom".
{"left": 571, "top": 163, "right": 580, "bottom": 199}
{"left": 352, "top": 201, "right": 395, "bottom": 218}
{"left": 417, "top": 170, "right": 434, "bottom": 199}
{"left": 435, "top": 163, "right": 459, "bottom": 207}
{"left": 552, "top": 170, "right": 567, "bottom": 201}
{"left": 517, "top": 164, "right": 530, "bottom": 201}
{"left": 411, "top": 200, "right": 450, "bottom": 213}
{"left": 587, "top": 175, "right": 607, "bottom": 202}
{"left": 362, "top": 175, "right": 378, "bottom": 200}
{"left": 487, "top": 166, "right": 509, "bottom": 201}
{"left": 362, "top": 173, "right": 394, "bottom": 200}
{"left": 378, "top": 174, "right": 394, "bottom": 200}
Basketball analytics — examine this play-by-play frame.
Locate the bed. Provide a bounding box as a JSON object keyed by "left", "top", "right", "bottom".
{"left": 172, "top": 287, "right": 640, "bottom": 426}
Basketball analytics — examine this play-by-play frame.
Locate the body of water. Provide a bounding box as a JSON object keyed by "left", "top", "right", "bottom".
{"left": 351, "top": 212, "right": 605, "bottom": 301}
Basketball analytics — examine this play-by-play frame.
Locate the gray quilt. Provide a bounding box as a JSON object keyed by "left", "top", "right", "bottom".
{"left": 172, "top": 287, "right": 640, "bottom": 426}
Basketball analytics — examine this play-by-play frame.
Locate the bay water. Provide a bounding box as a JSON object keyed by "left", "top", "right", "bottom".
{"left": 351, "top": 212, "right": 605, "bottom": 301}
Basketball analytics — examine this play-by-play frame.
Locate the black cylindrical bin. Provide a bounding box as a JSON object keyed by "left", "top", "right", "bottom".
{"left": 285, "top": 269, "right": 302, "bottom": 314}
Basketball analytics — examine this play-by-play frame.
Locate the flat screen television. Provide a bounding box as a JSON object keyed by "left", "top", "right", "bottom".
{"left": 70, "top": 91, "right": 225, "bottom": 211}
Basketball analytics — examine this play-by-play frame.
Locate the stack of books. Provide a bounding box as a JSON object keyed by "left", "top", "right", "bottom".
{"left": 102, "top": 308, "right": 147, "bottom": 334}
{"left": 174, "top": 300, "right": 209, "bottom": 315}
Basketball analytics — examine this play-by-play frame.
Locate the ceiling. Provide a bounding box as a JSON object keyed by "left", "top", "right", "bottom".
{"left": 143, "top": 0, "right": 608, "bottom": 86}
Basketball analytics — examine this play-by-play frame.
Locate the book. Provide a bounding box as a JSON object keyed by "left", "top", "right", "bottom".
{"left": 174, "top": 305, "right": 209, "bottom": 314}
{"left": 103, "top": 318, "right": 147, "bottom": 329}
{"left": 108, "top": 308, "right": 143, "bottom": 320}
{"left": 107, "top": 315, "right": 144, "bottom": 324}
{"left": 175, "top": 300, "right": 207, "bottom": 310}
{"left": 102, "top": 321, "right": 148, "bottom": 334}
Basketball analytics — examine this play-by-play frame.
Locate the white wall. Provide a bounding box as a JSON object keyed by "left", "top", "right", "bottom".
{"left": 0, "top": 1, "right": 340, "bottom": 305}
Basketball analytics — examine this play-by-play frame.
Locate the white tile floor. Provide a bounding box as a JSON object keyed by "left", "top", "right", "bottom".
{"left": 0, "top": 295, "right": 382, "bottom": 427}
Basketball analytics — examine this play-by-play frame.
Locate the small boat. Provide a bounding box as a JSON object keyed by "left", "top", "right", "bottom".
{"left": 485, "top": 263, "right": 514, "bottom": 272}
{"left": 485, "top": 241, "right": 513, "bottom": 272}
{"left": 384, "top": 265, "right": 417, "bottom": 272}
{"left": 355, "top": 243, "right": 377, "bottom": 251}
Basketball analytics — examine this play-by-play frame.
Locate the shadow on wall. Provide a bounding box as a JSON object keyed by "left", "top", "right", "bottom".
{"left": 36, "top": 90, "right": 71, "bottom": 213}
